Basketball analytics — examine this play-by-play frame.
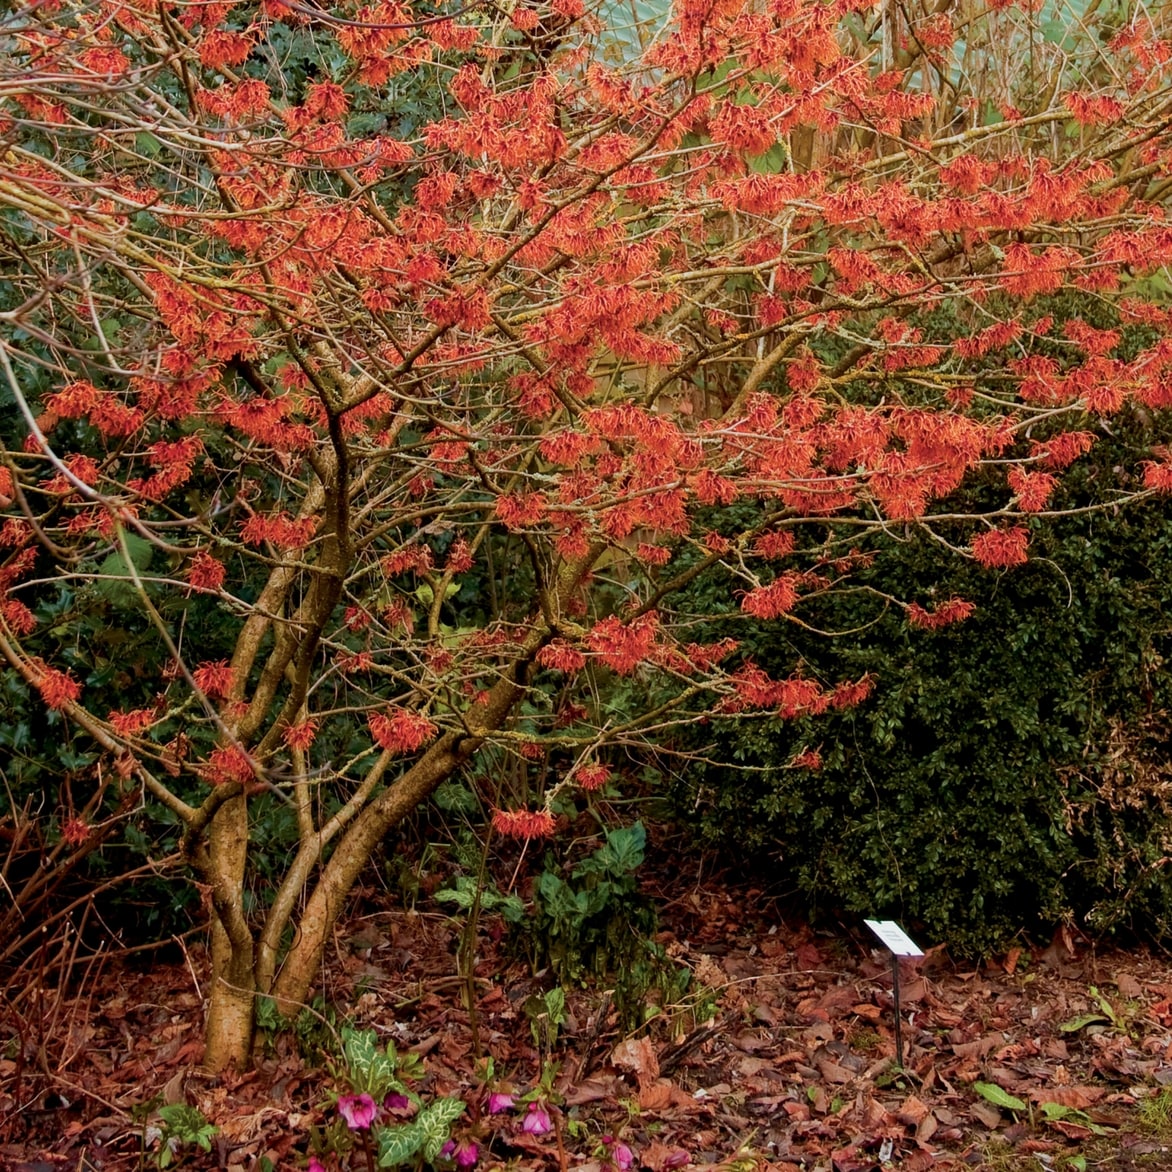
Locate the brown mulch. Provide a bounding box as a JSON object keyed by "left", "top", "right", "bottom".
{"left": 4, "top": 871, "right": 1172, "bottom": 1172}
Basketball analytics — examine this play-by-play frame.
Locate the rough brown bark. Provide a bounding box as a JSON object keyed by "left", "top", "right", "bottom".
{"left": 203, "top": 793, "right": 256, "bottom": 1070}
{"left": 268, "top": 735, "right": 467, "bottom": 1013}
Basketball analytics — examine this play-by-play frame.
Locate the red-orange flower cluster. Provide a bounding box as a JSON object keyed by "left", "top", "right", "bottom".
{"left": 109, "top": 708, "right": 156, "bottom": 736}
{"left": 740, "top": 574, "right": 800, "bottom": 619}
{"left": 1143, "top": 461, "right": 1172, "bottom": 493}
{"left": 188, "top": 551, "right": 226, "bottom": 591}
{"left": 587, "top": 613, "right": 659, "bottom": 675}
{"left": 574, "top": 762, "right": 612, "bottom": 791}
{"left": 788, "top": 749, "right": 823, "bottom": 770}
{"left": 1007, "top": 467, "right": 1058, "bottom": 512}
{"left": 906, "top": 598, "right": 976, "bottom": 630}
{"left": 284, "top": 719, "right": 318, "bottom": 751}
{"left": 192, "top": 660, "right": 235, "bottom": 700}
{"left": 382, "top": 545, "right": 433, "bottom": 576}
{"left": 369, "top": 707, "right": 438, "bottom": 755}
{"left": 35, "top": 662, "right": 81, "bottom": 709}
{"left": 971, "top": 527, "right": 1030, "bottom": 568}
{"left": 1, "top": 597, "right": 36, "bottom": 634}
{"left": 241, "top": 512, "right": 318, "bottom": 551}
{"left": 203, "top": 745, "right": 255, "bottom": 786}
{"left": 61, "top": 816, "right": 92, "bottom": 846}
{"left": 491, "top": 807, "right": 557, "bottom": 839}
{"left": 535, "top": 639, "right": 587, "bottom": 673}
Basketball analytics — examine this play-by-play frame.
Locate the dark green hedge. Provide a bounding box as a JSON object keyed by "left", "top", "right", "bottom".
{"left": 668, "top": 436, "right": 1172, "bottom": 957}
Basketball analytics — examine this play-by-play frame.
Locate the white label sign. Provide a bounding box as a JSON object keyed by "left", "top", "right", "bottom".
{"left": 864, "top": 919, "right": 923, "bottom": 957}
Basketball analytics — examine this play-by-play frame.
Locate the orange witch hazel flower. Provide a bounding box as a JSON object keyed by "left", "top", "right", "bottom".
{"left": 284, "top": 719, "right": 318, "bottom": 751}
{"left": 535, "top": 638, "right": 587, "bottom": 672}
{"left": 574, "top": 762, "right": 612, "bottom": 790}
{"left": 906, "top": 598, "right": 975, "bottom": 630}
{"left": 971, "top": 526, "right": 1030, "bottom": 568}
{"left": 109, "top": 707, "right": 156, "bottom": 736}
{"left": 192, "top": 659, "right": 234, "bottom": 699}
{"left": 187, "top": 550, "right": 226, "bottom": 591}
{"left": 203, "top": 745, "right": 255, "bottom": 786}
{"left": 369, "top": 707, "right": 438, "bottom": 755}
{"left": 34, "top": 661, "right": 81, "bottom": 709}
{"left": 492, "top": 806, "right": 557, "bottom": 839}
{"left": 61, "top": 816, "right": 91, "bottom": 846}
{"left": 788, "top": 748, "right": 822, "bottom": 770}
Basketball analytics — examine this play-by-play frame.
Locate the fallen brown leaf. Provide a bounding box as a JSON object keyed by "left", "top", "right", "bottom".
{"left": 1050, "top": 1120, "right": 1095, "bottom": 1141}
{"left": 970, "top": 1102, "right": 1002, "bottom": 1129}
{"left": 1116, "top": 972, "right": 1144, "bottom": 998}
{"left": 814, "top": 1058, "right": 854, "bottom": 1085}
{"left": 951, "top": 1035, "right": 1001, "bottom": 1060}
{"left": 901, "top": 1151, "right": 936, "bottom": 1171}
{"left": 1032, "top": 1086, "right": 1105, "bottom": 1109}
{"left": 638, "top": 1080, "right": 675, "bottom": 1111}
{"left": 640, "top": 1139, "right": 690, "bottom": 1171}
{"left": 612, "top": 1036, "right": 660, "bottom": 1090}
{"left": 561, "top": 1077, "right": 618, "bottom": 1106}
{"left": 897, "top": 1095, "right": 931, "bottom": 1126}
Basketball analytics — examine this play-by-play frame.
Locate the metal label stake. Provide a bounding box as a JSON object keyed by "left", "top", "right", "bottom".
{"left": 864, "top": 919, "right": 923, "bottom": 1070}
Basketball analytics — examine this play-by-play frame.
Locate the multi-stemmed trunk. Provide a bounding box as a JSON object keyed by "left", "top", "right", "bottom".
{"left": 198, "top": 554, "right": 593, "bottom": 1069}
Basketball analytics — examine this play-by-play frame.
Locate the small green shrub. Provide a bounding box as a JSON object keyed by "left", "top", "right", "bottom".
{"left": 518, "top": 821, "right": 690, "bottom": 1028}
{"left": 153, "top": 1104, "right": 218, "bottom": 1169}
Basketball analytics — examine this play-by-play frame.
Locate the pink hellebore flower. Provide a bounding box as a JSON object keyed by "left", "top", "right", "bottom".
{"left": 384, "top": 1092, "right": 412, "bottom": 1113}
{"left": 454, "top": 1141, "right": 479, "bottom": 1168}
{"left": 602, "top": 1136, "right": 634, "bottom": 1171}
{"left": 338, "top": 1092, "right": 378, "bottom": 1131}
{"left": 308, "top": 1158, "right": 327, "bottom": 1172}
{"left": 486, "top": 1092, "right": 515, "bottom": 1114}
{"left": 521, "top": 1102, "right": 552, "bottom": 1136}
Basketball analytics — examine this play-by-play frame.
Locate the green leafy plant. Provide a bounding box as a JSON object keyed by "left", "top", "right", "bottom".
{"left": 1058, "top": 986, "right": 1134, "bottom": 1036}
{"left": 333, "top": 1028, "right": 428, "bottom": 1098}
{"left": 521, "top": 821, "right": 687, "bottom": 1030}
{"left": 296, "top": 996, "right": 344, "bottom": 1061}
{"left": 973, "top": 1082, "right": 1028, "bottom": 1115}
{"left": 312, "top": 1028, "right": 466, "bottom": 1170}
{"left": 524, "top": 986, "right": 568, "bottom": 1054}
{"left": 153, "top": 1104, "right": 218, "bottom": 1169}
{"left": 1037, "top": 1102, "right": 1110, "bottom": 1137}
{"left": 436, "top": 875, "right": 526, "bottom": 923}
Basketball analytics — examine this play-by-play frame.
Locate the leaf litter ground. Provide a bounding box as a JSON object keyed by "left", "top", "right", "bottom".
{"left": 4, "top": 861, "right": 1172, "bottom": 1172}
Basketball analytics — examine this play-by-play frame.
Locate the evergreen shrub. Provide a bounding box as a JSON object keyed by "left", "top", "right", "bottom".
{"left": 668, "top": 427, "right": 1172, "bottom": 956}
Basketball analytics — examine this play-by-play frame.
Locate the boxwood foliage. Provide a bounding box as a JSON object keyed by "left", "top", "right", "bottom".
{"left": 668, "top": 423, "right": 1172, "bottom": 958}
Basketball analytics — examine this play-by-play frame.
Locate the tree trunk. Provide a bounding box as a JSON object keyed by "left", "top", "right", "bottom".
{"left": 268, "top": 554, "right": 599, "bottom": 1017}
{"left": 270, "top": 735, "right": 464, "bottom": 1013}
{"left": 204, "top": 952, "right": 257, "bottom": 1071}
{"left": 203, "top": 792, "right": 256, "bottom": 1070}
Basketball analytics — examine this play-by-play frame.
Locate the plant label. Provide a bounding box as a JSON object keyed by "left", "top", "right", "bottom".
{"left": 864, "top": 919, "right": 923, "bottom": 957}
